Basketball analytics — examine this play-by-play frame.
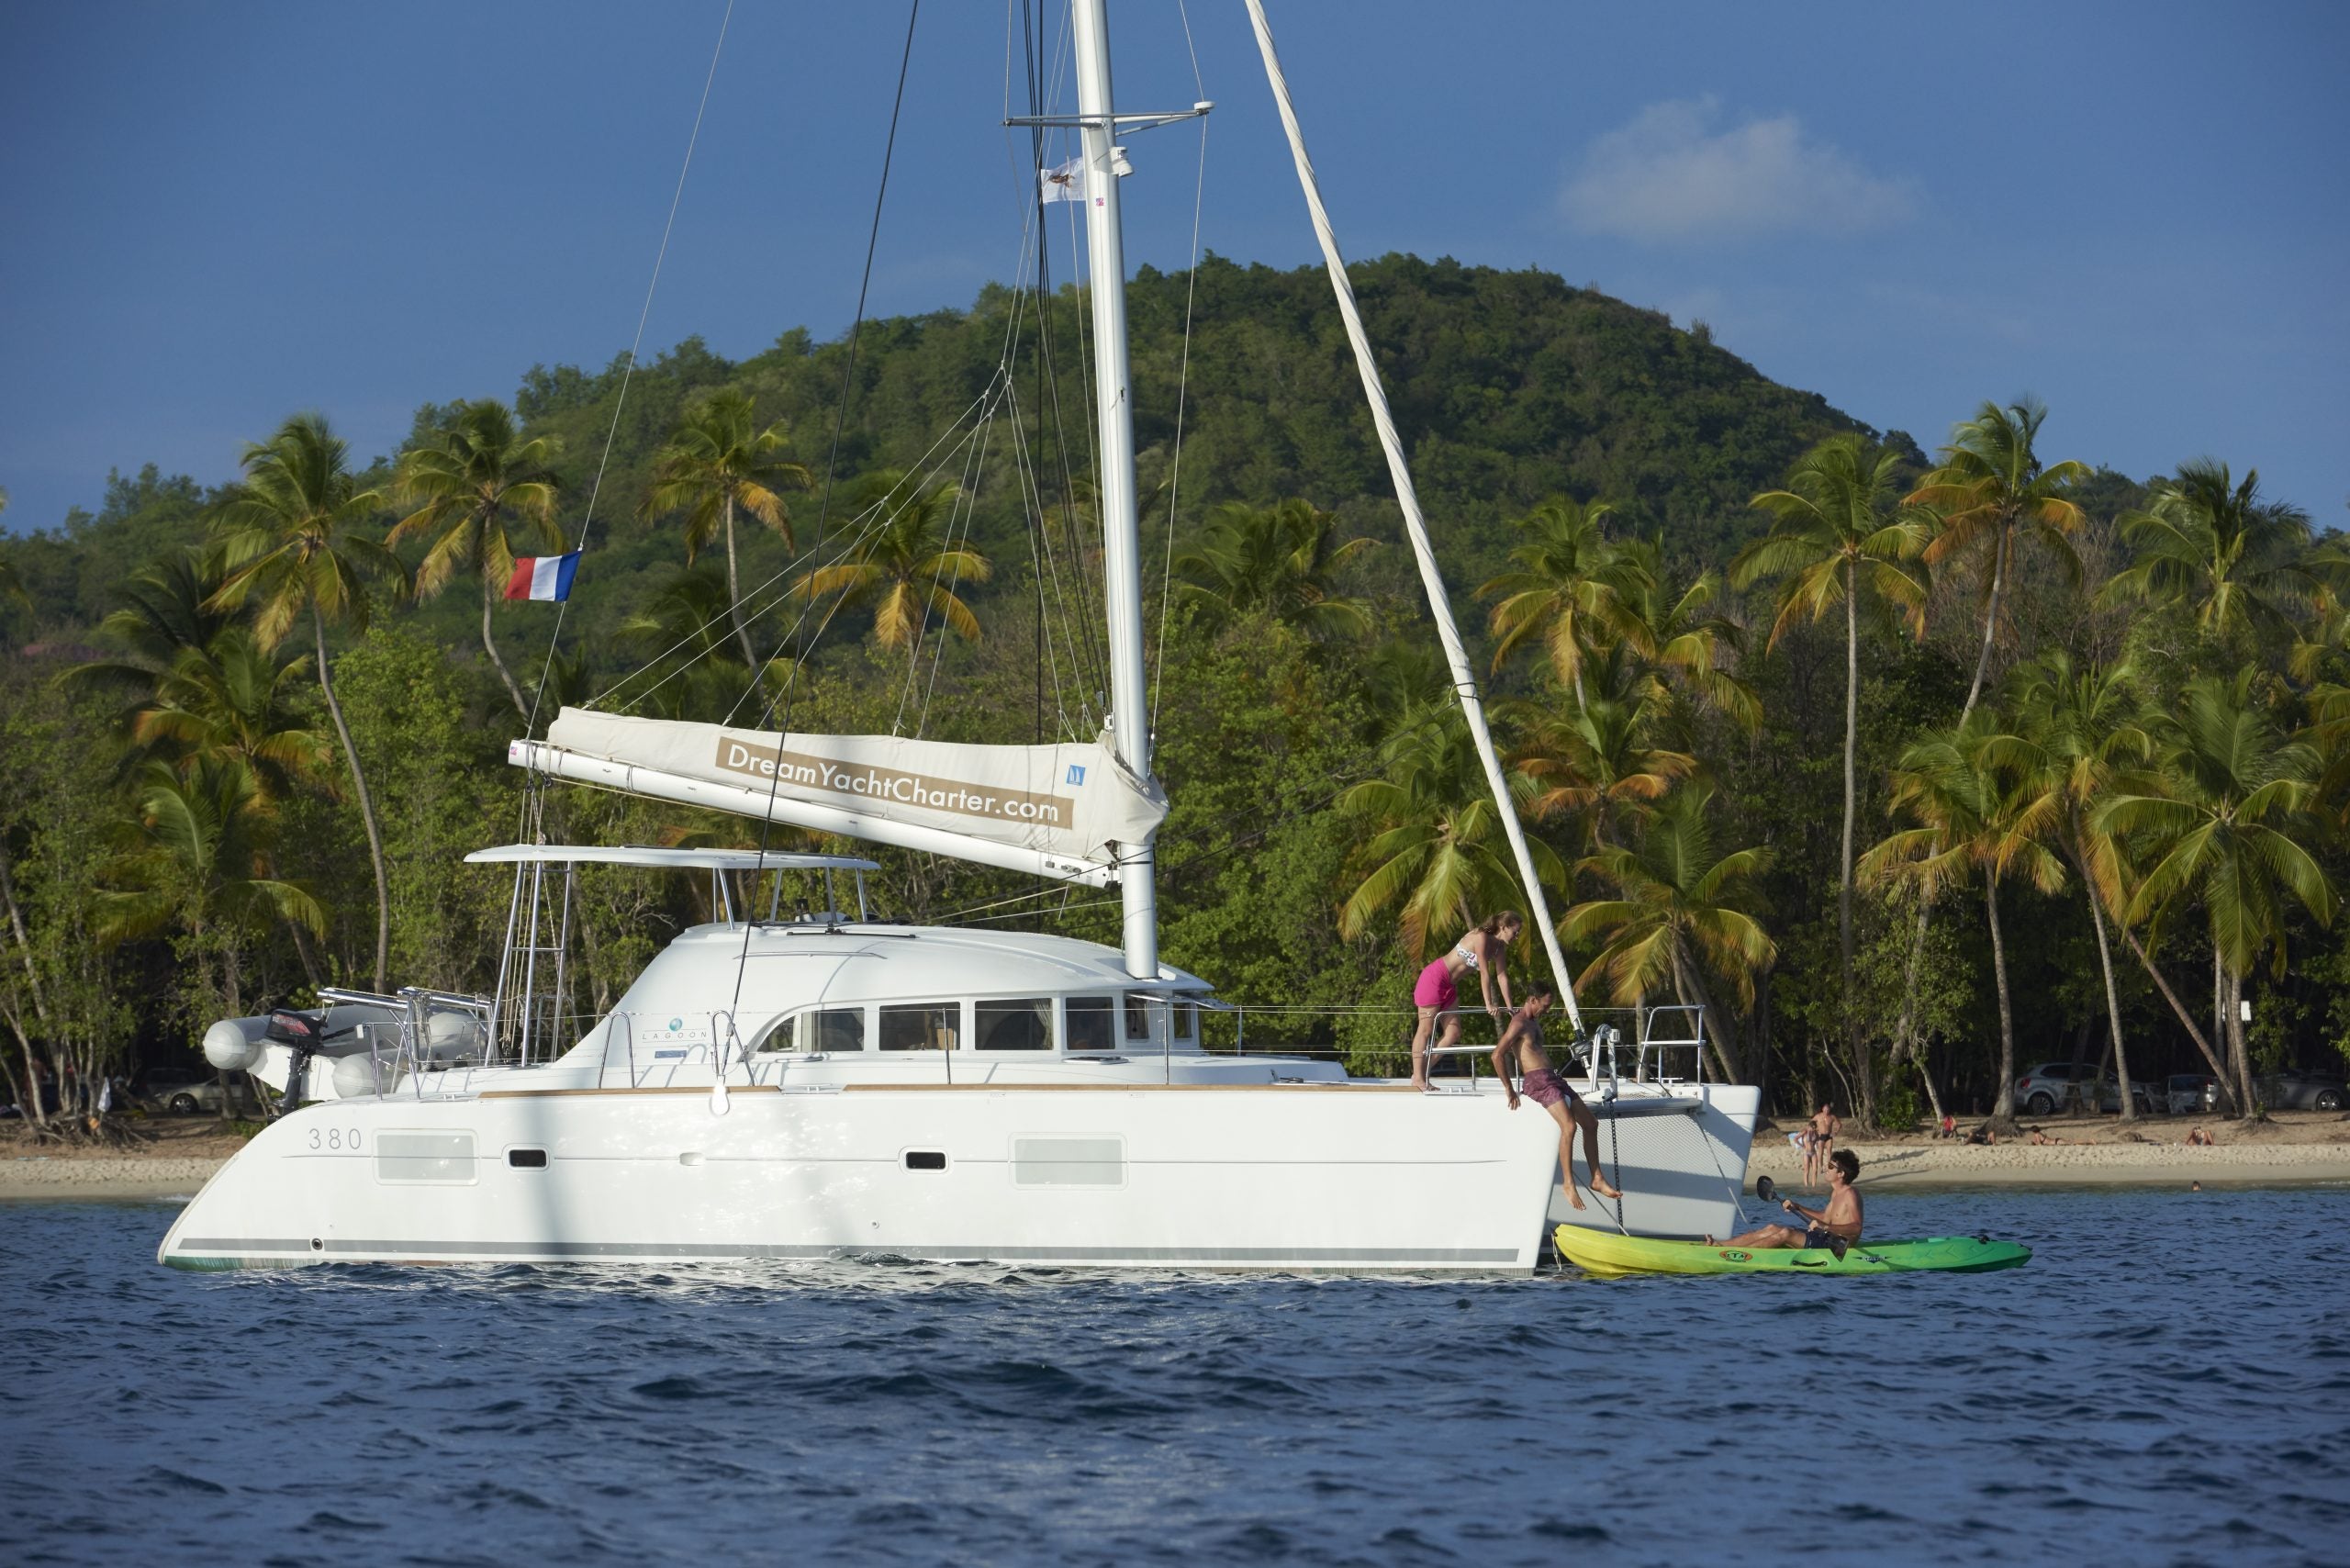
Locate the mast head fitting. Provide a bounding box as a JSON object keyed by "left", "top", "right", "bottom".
{"left": 1110, "top": 146, "right": 1134, "bottom": 177}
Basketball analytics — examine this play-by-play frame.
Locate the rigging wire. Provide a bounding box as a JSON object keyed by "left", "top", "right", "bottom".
{"left": 1148, "top": 107, "right": 1209, "bottom": 740}
{"left": 520, "top": 0, "right": 735, "bottom": 748}
{"left": 727, "top": 0, "right": 923, "bottom": 1031}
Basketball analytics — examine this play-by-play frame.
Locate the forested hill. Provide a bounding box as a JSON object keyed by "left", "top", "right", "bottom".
{"left": 2, "top": 254, "right": 1890, "bottom": 648}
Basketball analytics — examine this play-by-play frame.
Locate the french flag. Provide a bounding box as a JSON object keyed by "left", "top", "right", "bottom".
{"left": 503, "top": 551, "right": 581, "bottom": 602}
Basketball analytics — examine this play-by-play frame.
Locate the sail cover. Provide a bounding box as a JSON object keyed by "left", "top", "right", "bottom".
{"left": 528, "top": 709, "right": 1166, "bottom": 872}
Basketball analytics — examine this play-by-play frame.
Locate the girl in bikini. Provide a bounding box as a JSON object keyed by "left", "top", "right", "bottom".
{"left": 1407, "top": 910, "right": 1520, "bottom": 1091}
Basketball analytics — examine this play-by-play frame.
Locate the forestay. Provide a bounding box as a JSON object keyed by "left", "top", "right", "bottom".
{"left": 512, "top": 708, "right": 1166, "bottom": 888}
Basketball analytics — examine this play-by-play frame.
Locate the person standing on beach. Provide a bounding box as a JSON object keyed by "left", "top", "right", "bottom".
{"left": 1493, "top": 980, "right": 1623, "bottom": 1211}
{"left": 1806, "top": 1103, "right": 1841, "bottom": 1189}
{"left": 1406, "top": 911, "right": 1520, "bottom": 1091}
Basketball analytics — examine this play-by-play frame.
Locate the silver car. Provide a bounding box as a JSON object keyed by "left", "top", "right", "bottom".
{"left": 2255, "top": 1069, "right": 2347, "bottom": 1113}
{"left": 138, "top": 1070, "right": 226, "bottom": 1115}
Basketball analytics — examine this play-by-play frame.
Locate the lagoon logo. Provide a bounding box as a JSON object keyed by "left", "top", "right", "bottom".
{"left": 669, "top": 1017, "right": 684, "bottom": 1032}
{"left": 1066, "top": 764, "right": 1087, "bottom": 787}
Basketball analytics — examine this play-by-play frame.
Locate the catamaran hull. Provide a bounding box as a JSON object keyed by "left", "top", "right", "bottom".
{"left": 1548, "top": 1085, "right": 1762, "bottom": 1241}
{"left": 160, "top": 1082, "right": 1575, "bottom": 1273}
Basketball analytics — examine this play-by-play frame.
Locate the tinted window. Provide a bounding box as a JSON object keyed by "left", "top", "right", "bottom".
{"left": 1175, "top": 1002, "right": 1198, "bottom": 1042}
{"left": 975, "top": 998, "right": 1052, "bottom": 1051}
{"left": 1123, "top": 993, "right": 1154, "bottom": 1043}
{"left": 879, "top": 1003, "right": 958, "bottom": 1052}
{"left": 1066, "top": 995, "right": 1115, "bottom": 1053}
{"left": 798, "top": 1009, "right": 865, "bottom": 1053}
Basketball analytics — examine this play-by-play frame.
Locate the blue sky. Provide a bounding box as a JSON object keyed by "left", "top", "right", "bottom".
{"left": 4, "top": 1, "right": 2345, "bottom": 536}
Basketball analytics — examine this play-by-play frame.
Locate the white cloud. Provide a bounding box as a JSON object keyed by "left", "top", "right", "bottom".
{"left": 1561, "top": 97, "right": 1915, "bottom": 243}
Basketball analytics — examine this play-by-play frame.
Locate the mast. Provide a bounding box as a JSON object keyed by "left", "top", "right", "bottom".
{"left": 1069, "top": 0, "right": 1157, "bottom": 980}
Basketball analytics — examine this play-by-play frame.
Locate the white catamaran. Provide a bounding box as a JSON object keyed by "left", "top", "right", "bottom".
{"left": 160, "top": 0, "right": 1759, "bottom": 1273}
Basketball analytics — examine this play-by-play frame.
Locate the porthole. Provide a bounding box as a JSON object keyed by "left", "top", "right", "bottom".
{"left": 903, "top": 1150, "right": 947, "bottom": 1171}
{"left": 509, "top": 1148, "right": 548, "bottom": 1169}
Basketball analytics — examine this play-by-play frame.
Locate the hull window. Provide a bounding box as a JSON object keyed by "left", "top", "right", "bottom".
{"left": 975, "top": 998, "right": 1052, "bottom": 1052}
{"left": 879, "top": 1003, "right": 959, "bottom": 1052}
{"left": 508, "top": 1148, "right": 548, "bottom": 1170}
{"left": 903, "top": 1150, "right": 947, "bottom": 1171}
{"left": 376, "top": 1131, "right": 477, "bottom": 1184}
{"left": 1013, "top": 1136, "right": 1125, "bottom": 1187}
{"left": 1064, "top": 996, "right": 1115, "bottom": 1054}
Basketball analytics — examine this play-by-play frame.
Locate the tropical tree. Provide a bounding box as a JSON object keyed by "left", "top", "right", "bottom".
{"left": 1479, "top": 496, "right": 1647, "bottom": 708}
{"left": 643, "top": 389, "right": 811, "bottom": 669}
{"left": 617, "top": 564, "right": 790, "bottom": 722}
{"left": 789, "top": 471, "right": 990, "bottom": 654}
{"left": 1561, "top": 783, "right": 1773, "bottom": 1081}
{"left": 1737, "top": 433, "right": 1931, "bottom": 1107}
{"left": 1338, "top": 703, "right": 1563, "bottom": 962}
{"left": 1509, "top": 688, "right": 1695, "bottom": 853}
{"left": 2098, "top": 459, "right": 2315, "bottom": 652}
{"left": 205, "top": 413, "right": 402, "bottom": 991}
{"left": 389, "top": 399, "right": 564, "bottom": 717}
{"left": 1863, "top": 709, "right": 2065, "bottom": 1131}
{"left": 1610, "top": 542, "right": 1761, "bottom": 733}
{"left": 0, "top": 487, "right": 22, "bottom": 609}
{"left": 1174, "top": 497, "right": 1375, "bottom": 640}
{"left": 2096, "top": 670, "right": 2337, "bottom": 1118}
{"left": 64, "top": 552, "right": 235, "bottom": 704}
{"left": 95, "top": 757, "right": 325, "bottom": 1049}
{"left": 129, "top": 630, "right": 328, "bottom": 801}
{"left": 1907, "top": 398, "right": 2089, "bottom": 719}
{"left": 2006, "top": 653, "right": 2151, "bottom": 1119}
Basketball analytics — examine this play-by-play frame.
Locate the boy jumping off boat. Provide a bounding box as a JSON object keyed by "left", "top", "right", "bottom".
{"left": 1492, "top": 981, "right": 1623, "bottom": 1212}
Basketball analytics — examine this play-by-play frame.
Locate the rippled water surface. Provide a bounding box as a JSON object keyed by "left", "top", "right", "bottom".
{"left": 3, "top": 1188, "right": 2344, "bottom": 1566}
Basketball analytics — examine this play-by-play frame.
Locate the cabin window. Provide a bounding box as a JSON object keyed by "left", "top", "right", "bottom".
{"left": 1123, "top": 992, "right": 1154, "bottom": 1043}
{"left": 1065, "top": 995, "right": 1115, "bottom": 1053}
{"left": 975, "top": 998, "right": 1053, "bottom": 1051}
{"left": 879, "top": 1002, "right": 959, "bottom": 1052}
{"left": 1175, "top": 1002, "right": 1198, "bottom": 1042}
{"left": 795, "top": 1008, "right": 866, "bottom": 1053}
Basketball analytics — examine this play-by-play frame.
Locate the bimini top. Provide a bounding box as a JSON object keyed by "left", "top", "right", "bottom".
{"left": 464, "top": 844, "right": 880, "bottom": 872}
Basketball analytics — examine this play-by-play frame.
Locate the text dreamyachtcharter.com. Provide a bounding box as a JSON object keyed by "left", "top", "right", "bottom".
{"left": 715, "top": 738, "right": 1069, "bottom": 824}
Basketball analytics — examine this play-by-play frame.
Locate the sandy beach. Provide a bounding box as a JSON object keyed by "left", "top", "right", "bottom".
{"left": 1749, "top": 1109, "right": 2350, "bottom": 1190}
{"left": 8, "top": 1110, "right": 2348, "bottom": 1201}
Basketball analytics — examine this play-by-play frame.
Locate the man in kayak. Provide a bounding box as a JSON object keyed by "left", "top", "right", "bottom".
{"left": 1712, "top": 1149, "right": 1863, "bottom": 1250}
{"left": 1494, "top": 981, "right": 1624, "bottom": 1212}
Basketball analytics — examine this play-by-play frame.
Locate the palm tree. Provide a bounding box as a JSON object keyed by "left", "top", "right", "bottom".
{"left": 205, "top": 413, "right": 402, "bottom": 991}
{"left": 1479, "top": 497, "right": 1648, "bottom": 709}
{"left": 2096, "top": 670, "right": 2337, "bottom": 1118}
{"left": 130, "top": 630, "right": 328, "bottom": 801}
{"left": 1610, "top": 542, "right": 1761, "bottom": 734}
{"left": 2098, "top": 459, "right": 2315, "bottom": 651}
{"left": 390, "top": 399, "right": 564, "bottom": 717}
{"left": 1509, "top": 688, "right": 1695, "bottom": 853}
{"left": 789, "top": 471, "right": 990, "bottom": 654}
{"left": 64, "top": 552, "right": 238, "bottom": 715}
{"left": 1863, "top": 709, "right": 2065, "bottom": 1131}
{"left": 1737, "top": 433, "right": 1932, "bottom": 1106}
{"left": 1174, "top": 498, "right": 1375, "bottom": 640}
{"left": 1338, "top": 703, "right": 1564, "bottom": 962}
{"left": 1908, "top": 398, "right": 2089, "bottom": 720}
{"left": 618, "top": 564, "right": 792, "bottom": 722}
{"left": 95, "top": 756, "right": 326, "bottom": 1027}
{"left": 643, "top": 389, "right": 811, "bottom": 669}
{"left": 2007, "top": 653, "right": 2151, "bottom": 1119}
{"left": 1561, "top": 783, "right": 1772, "bottom": 1081}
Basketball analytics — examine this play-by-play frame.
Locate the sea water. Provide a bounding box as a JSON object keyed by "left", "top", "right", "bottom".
{"left": 1, "top": 1187, "right": 2342, "bottom": 1567}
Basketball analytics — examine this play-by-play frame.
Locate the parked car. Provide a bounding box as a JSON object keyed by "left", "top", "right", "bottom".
{"left": 2012, "top": 1062, "right": 2154, "bottom": 1116}
{"left": 2165, "top": 1074, "right": 2218, "bottom": 1115}
{"left": 2255, "top": 1069, "right": 2347, "bottom": 1113}
{"left": 138, "top": 1070, "right": 226, "bottom": 1115}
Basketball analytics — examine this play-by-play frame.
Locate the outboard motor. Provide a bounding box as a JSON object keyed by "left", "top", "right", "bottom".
{"left": 264, "top": 1008, "right": 326, "bottom": 1113}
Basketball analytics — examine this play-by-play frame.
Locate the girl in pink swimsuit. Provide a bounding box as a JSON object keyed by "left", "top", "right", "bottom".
{"left": 1407, "top": 910, "right": 1520, "bottom": 1090}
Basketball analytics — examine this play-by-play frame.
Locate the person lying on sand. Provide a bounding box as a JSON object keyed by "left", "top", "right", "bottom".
{"left": 1711, "top": 1149, "right": 1862, "bottom": 1249}
{"left": 2027, "top": 1129, "right": 2070, "bottom": 1145}
{"left": 2185, "top": 1126, "right": 2217, "bottom": 1147}
{"left": 1492, "top": 981, "right": 1623, "bottom": 1212}
{"left": 1965, "top": 1124, "right": 1998, "bottom": 1146}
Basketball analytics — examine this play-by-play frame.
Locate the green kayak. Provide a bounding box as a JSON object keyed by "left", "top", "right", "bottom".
{"left": 1554, "top": 1225, "right": 2031, "bottom": 1279}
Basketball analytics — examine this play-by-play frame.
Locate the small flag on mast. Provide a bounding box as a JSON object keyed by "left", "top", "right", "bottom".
{"left": 1039, "top": 157, "right": 1086, "bottom": 205}
{"left": 504, "top": 551, "right": 581, "bottom": 602}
